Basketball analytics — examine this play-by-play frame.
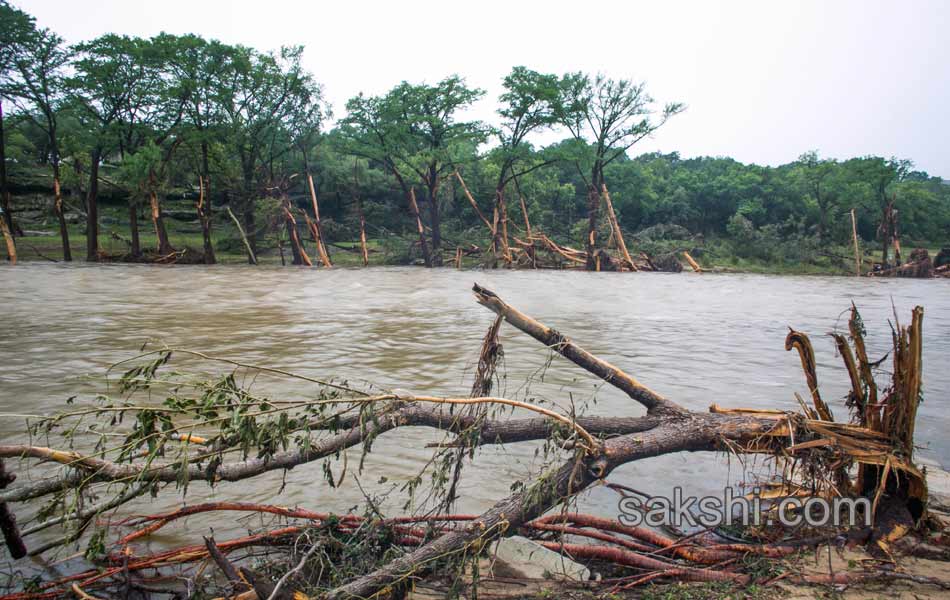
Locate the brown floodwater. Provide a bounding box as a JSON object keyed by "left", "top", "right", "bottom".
{"left": 1, "top": 263, "right": 948, "bottom": 553}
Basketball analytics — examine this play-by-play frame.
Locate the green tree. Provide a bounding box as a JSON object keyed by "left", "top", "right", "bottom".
{"left": 557, "top": 73, "right": 684, "bottom": 268}
{"left": 0, "top": 0, "right": 36, "bottom": 244}
{"left": 795, "top": 152, "right": 830, "bottom": 240}
{"left": 70, "top": 34, "right": 153, "bottom": 261}
{"left": 852, "top": 156, "right": 913, "bottom": 266}
{"left": 219, "top": 45, "right": 323, "bottom": 263}
{"left": 486, "top": 67, "right": 560, "bottom": 262}
{"left": 157, "top": 33, "right": 239, "bottom": 263}
{"left": 5, "top": 21, "right": 75, "bottom": 259}
{"left": 340, "top": 76, "right": 484, "bottom": 266}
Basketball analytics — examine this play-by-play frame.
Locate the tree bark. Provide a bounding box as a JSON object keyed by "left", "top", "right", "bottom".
{"left": 0, "top": 460, "right": 26, "bottom": 559}
{"left": 601, "top": 185, "right": 635, "bottom": 270}
{"left": 455, "top": 171, "right": 494, "bottom": 234}
{"left": 682, "top": 251, "right": 702, "bottom": 273}
{"left": 47, "top": 160, "right": 72, "bottom": 262}
{"left": 282, "top": 202, "right": 311, "bottom": 267}
{"left": 585, "top": 184, "right": 600, "bottom": 270}
{"left": 473, "top": 283, "right": 684, "bottom": 415}
{"left": 86, "top": 147, "right": 101, "bottom": 262}
{"left": 225, "top": 206, "right": 256, "bottom": 265}
{"left": 306, "top": 173, "right": 332, "bottom": 268}
{"left": 407, "top": 188, "right": 431, "bottom": 267}
{"left": 0, "top": 101, "right": 16, "bottom": 243}
{"left": 851, "top": 208, "right": 861, "bottom": 277}
{"left": 518, "top": 192, "right": 532, "bottom": 239}
{"left": 326, "top": 413, "right": 776, "bottom": 600}
{"left": 242, "top": 204, "right": 256, "bottom": 265}
{"left": 357, "top": 196, "right": 369, "bottom": 267}
{"left": 197, "top": 173, "right": 216, "bottom": 265}
{"left": 0, "top": 211, "right": 14, "bottom": 265}
{"left": 149, "top": 188, "right": 174, "bottom": 255}
{"left": 493, "top": 188, "right": 512, "bottom": 265}
{"left": 426, "top": 178, "right": 442, "bottom": 266}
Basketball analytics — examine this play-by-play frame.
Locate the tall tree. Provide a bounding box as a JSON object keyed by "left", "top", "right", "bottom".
{"left": 487, "top": 67, "right": 560, "bottom": 264}
{"left": 795, "top": 151, "right": 838, "bottom": 242}
{"left": 158, "top": 34, "right": 238, "bottom": 264}
{"left": 855, "top": 156, "right": 912, "bottom": 267}
{"left": 220, "top": 45, "right": 322, "bottom": 263}
{"left": 0, "top": 0, "right": 36, "bottom": 249}
{"left": 341, "top": 76, "right": 484, "bottom": 266}
{"left": 5, "top": 22, "right": 75, "bottom": 259}
{"left": 70, "top": 34, "right": 151, "bottom": 261}
{"left": 557, "top": 73, "right": 683, "bottom": 269}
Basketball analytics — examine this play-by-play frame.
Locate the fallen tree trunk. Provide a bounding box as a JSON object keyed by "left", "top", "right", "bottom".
{"left": 0, "top": 285, "right": 930, "bottom": 600}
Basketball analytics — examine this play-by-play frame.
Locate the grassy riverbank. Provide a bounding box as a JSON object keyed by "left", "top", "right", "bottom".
{"left": 6, "top": 194, "right": 943, "bottom": 274}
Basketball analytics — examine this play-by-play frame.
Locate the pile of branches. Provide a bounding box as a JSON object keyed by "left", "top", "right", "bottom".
{"left": 869, "top": 247, "right": 936, "bottom": 278}
{"left": 0, "top": 285, "right": 943, "bottom": 599}
{"left": 454, "top": 176, "right": 699, "bottom": 273}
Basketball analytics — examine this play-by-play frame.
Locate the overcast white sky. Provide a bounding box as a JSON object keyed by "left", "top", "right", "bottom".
{"left": 16, "top": 0, "right": 950, "bottom": 176}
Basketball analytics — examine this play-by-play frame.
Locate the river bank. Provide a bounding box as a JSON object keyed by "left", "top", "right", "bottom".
{"left": 6, "top": 193, "right": 946, "bottom": 275}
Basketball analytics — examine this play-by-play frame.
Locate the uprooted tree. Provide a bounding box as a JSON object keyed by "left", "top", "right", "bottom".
{"left": 0, "top": 284, "right": 939, "bottom": 599}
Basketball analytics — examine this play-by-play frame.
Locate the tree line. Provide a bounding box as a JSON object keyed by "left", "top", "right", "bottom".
{"left": 1, "top": 0, "right": 947, "bottom": 269}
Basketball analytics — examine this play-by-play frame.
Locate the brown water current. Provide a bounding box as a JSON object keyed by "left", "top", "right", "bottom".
{"left": 1, "top": 263, "right": 948, "bottom": 551}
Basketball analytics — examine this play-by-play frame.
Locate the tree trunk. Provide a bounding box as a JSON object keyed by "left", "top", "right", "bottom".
{"left": 226, "top": 206, "right": 256, "bottom": 265}
{"left": 128, "top": 200, "right": 141, "bottom": 257}
{"left": 196, "top": 170, "right": 216, "bottom": 265}
{"left": 282, "top": 201, "right": 311, "bottom": 267}
{"left": 305, "top": 173, "right": 332, "bottom": 268}
{"left": 602, "top": 185, "right": 635, "bottom": 270}
{"left": 199, "top": 144, "right": 216, "bottom": 264}
{"left": 407, "top": 188, "right": 431, "bottom": 267}
{"left": 493, "top": 188, "right": 512, "bottom": 266}
{"left": 519, "top": 192, "right": 532, "bottom": 238}
{"left": 149, "top": 188, "right": 174, "bottom": 255}
{"left": 243, "top": 200, "right": 256, "bottom": 265}
{"left": 455, "top": 171, "right": 493, "bottom": 235}
{"left": 426, "top": 182, "right": 442, "bottom": 266}
{"left": 86, "top": 147, "right": 101, "bottom": 262}
{"left": 0, "top": 101, "right": 17, "bottom": 245}
{"left": 357, "top": 196, "right": 369, "bottom": 267}
{"left": 51, "top": 165, "right": 71, "bottom": 261}
{"left": 0, "top": 460, "right": 26, "bottom": 559}
{"left": 0, "top": 213, "right": 14, "bottom": 265}
{"left": 585, "top": 184, "right": 600, "bottom": 271}
{"left": 892, "top": 208, "right": 902, "bottom": 266}
{"left": 851, "top": 208, "right": 861, "bottom": 277}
